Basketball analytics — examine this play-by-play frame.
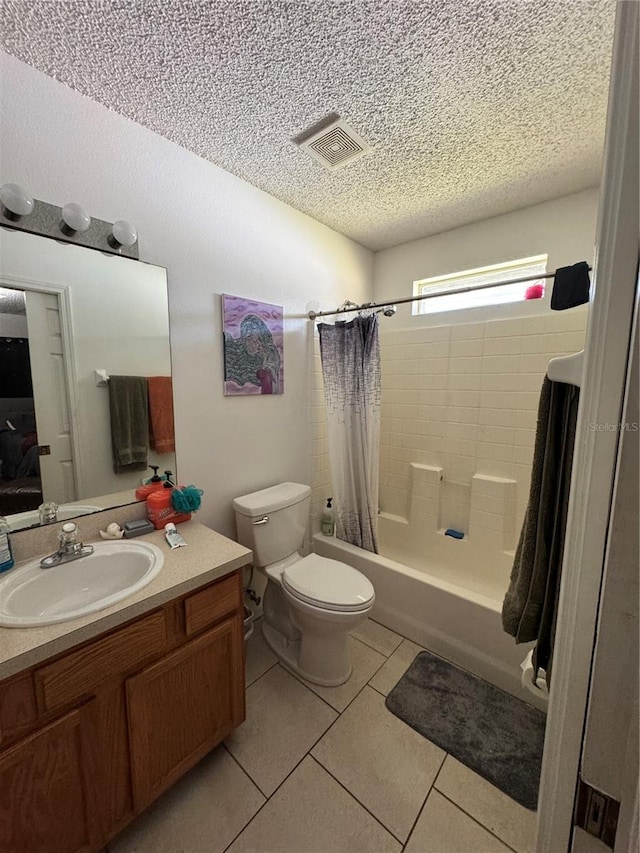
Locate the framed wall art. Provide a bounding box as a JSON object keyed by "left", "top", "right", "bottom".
{"left": 222, "top": 294, "right": 284, "bottom": 396}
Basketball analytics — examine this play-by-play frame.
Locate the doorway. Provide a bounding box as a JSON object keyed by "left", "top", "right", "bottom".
{"left": 0, "top": 284, "right": 76, "bottom": 517}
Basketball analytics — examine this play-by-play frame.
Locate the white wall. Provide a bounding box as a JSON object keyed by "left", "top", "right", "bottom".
{"left": 373, "top": 189, "right": 599, "bottom": 327}
{"left": 0, "top": 52, "right": 373, "bottom": 538}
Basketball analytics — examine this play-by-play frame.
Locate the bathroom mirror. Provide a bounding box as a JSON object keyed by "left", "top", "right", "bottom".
{"left": 0, "top": 227, "right": 175, "bottom": 532}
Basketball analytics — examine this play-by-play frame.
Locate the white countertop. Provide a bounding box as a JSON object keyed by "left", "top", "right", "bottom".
{"left": 0, "top": 521, "right": 252, "bottom": 680}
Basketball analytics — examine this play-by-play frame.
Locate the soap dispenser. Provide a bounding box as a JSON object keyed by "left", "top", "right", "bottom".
{"left": 146, "top": 472, "right": 192, "bottom": 529}
{"left": 135, "top": 465, "right": 165, "bottom": 500}
{"left": 321, "top": 498, "right": 335, "bottom": 536}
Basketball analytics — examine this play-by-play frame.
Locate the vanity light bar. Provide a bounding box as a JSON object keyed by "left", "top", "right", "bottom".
{"left": 0, "top": 183, "right": 139, "bottom": 260}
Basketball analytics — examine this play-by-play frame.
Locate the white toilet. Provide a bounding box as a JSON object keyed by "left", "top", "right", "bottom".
{"left": 233, "top": 482, "right": 375, "bottom": 686}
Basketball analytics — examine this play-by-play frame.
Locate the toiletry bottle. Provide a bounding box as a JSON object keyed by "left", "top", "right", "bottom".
{"left": 321, "top": 498, "right": 335, "bottom": 536}
{"left": 146, "top": 481, "right": 191, "bottom": 530}
{"left": 0, "top": 516, "right": 15, "bottom": 573}
{"left": 165, "top": 522, "right": 187, "bottom": 549}
{"left": 135, "top": 465, "right": 165, "bottom": 500}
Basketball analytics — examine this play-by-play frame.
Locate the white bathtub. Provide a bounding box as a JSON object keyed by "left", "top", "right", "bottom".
{"left": 313, "top": 519, "right": 544, "bottom": 710}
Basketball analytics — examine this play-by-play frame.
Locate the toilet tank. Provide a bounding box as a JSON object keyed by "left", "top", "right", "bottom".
{"left": 233, "top": 482, "right": 312, "bottom": 567}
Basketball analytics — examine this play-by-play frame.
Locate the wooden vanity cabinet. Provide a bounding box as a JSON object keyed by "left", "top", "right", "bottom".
{"left": 127, "top": 613, "right": 244, "bottom": 811}
{"left": 0, "top": 569, "right": 246, "bottom": 853}
{"left": 0, "top": 705, "right": 98, "bottom": 853}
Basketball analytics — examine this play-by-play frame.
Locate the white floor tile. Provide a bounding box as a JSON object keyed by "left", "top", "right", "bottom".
{"left": 369, "top": 638, "right": 424, "bottom": 696}
{"left": 405, "top": 790, "right": 512, "bottom": 853}
{"left": 293, "top": 636, "right": 386, "bottom": 712}
{"left": 227, "top": 756, "right": 401, "bottom": 853}
{"left": 312, "top": 685, "right": 445, "bottom": 843}
{"left": 225, "top": 664, "right": 337, "bottom": 796}
{"left": 350, "top": 617, "right": 403, "bottom": 656}
{"left": 109, "top": 746, "right": 264, "bottom": 853}
{"left": 435, "top": 755, "right": 537, "bottom": 853}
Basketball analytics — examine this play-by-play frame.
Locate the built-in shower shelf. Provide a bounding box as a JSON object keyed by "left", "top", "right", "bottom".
{"left": 378, "top": 511, "right": 409, "bottom": 526}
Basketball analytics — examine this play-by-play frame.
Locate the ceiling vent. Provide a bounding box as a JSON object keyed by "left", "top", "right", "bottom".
{"left": 295, "top": 117, "right": 371, "bottom": 171}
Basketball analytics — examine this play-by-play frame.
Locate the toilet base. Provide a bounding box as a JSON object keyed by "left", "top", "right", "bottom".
{"left": 262, "top": 620, "right": 353, "bottom": 687}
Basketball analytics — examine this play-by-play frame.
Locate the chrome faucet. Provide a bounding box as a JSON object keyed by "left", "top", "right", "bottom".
{"left": 38, "top": 501, "right": 59, "bottom": 525}
{"left": 40, "top": 522, "right": 94, "bottom": 569}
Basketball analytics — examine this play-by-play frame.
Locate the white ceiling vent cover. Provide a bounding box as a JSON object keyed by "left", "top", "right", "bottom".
{"left": 297, "top": 118, "right": 371, "bottom": 170}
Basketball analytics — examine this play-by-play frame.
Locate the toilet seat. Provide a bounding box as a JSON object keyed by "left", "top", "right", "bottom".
{"left": 282, "top": 553, "right": 374, "bottom": 613}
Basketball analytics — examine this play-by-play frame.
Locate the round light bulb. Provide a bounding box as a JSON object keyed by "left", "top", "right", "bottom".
{"left": 0, "top": 183, "right": 35, "bottom": 218}
{"left": 111, "top": 219, "right": 137, "bottom": 248}
{"left": 61, "top": 202, "right": 91, "bottom": 233}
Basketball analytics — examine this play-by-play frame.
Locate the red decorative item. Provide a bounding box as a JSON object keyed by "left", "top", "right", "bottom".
{"left": 525, "top": 283, "right": 544, "bottom": 300}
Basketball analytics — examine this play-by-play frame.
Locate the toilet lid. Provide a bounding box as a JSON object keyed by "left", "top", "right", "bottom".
{"left": 282, "top": 554, "right": 375, "bottom": 612}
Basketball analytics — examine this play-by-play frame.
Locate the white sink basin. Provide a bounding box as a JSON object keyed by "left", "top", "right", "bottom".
{"left": 0, "top": 540, "right": 165, "bottom": 627}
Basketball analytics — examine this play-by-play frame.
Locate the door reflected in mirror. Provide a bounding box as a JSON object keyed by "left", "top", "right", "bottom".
{"left": 0, "top": 228, "right": 174, "bottom": 533}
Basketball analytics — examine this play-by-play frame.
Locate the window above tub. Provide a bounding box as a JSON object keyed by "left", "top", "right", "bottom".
{"left": 412, "top": 254, "right": 548, "bottom": 316}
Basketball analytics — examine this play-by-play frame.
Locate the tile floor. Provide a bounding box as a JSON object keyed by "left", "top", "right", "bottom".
{"left": 109, "top": 618, "right": 537, "bottom": 853}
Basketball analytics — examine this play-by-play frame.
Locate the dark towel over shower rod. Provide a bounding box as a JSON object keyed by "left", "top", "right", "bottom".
{"left": 307, "top": 266, "right": 591, "bottom": 320}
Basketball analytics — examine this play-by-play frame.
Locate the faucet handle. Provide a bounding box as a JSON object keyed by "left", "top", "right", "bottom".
{"left": 39, "top": 502, "right": 58, "bottom": 525}
{"left": 59, "top": 522, "right": 78, "bottom": 546}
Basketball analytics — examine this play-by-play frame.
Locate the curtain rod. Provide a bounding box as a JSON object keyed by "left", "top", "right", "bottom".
{"left": 307, "top": 267, "right": 591, "bottom": 320}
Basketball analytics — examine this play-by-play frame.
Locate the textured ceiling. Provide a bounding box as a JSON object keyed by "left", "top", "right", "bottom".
{"left": 0, "top": 287, "right": 26, "bottom": 315}
{"left": 0, "top": 0, "right": 616, "bottom": 250}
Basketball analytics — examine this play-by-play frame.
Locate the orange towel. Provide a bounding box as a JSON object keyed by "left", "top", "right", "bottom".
{"left": 147, "top": 376, "right": 175, "bottom": 454}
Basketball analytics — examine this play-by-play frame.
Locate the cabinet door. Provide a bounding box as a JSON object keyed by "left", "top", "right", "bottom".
{"left": 0, "top": 707, "right": 97, "bottom": 853}
{"left": 126, "top": 614, "right": 242, "bottom": 810}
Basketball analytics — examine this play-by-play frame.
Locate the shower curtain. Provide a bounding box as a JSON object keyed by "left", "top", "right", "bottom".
{"left": 318, "top": 314, "right": 381, "bottom": 553}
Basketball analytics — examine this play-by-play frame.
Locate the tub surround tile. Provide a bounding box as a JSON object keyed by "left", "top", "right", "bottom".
{"left": 225, "top": 665, "right": 337, "bottom": 796}
{"left": 109, "top": 746, "right": 264, "bottom": 853}
{"left": 245, "top": 618, "right": 279, "bottom": 687}
{"left": 470, "top": 474, "right": 517, "bottom": 552}
{"left": 293, "top": 636, "right": 386, "bottom": 712}
{"left": 409, "top": 463, "right": 443, "bottom": 530}
{"left": 369, "top": 639, "right": 424, "bottom": 697}
{"left": 227, "top": 756, "right": 401, "bottom": 853}
{"left": 484, "top": 318, "right": 524, "bottom": 338}
{"left": 405, "top": 790, "right": 513, "bottom": 853}
{"left": 483, "top": 335, "right": 523, "bottom": 356}
{"left": 350, "top": 617, "right": 403, "bottom": 657}
{"left": 435, "top": 755, "right": 537, "bottom": 853}
{"left": 312, "top": 686, "right": 445, "bottom": 843}
{"left": 449, "top": 323, "right": 484, "bottom": 341}
{"left": 367, "top": 313, "right": 587, "bottom": 553}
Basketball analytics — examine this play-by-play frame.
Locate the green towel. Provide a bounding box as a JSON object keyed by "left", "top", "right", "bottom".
{"left": 108, "top": 376, "right": 149, "bottom": 473}
{"left": 502, "top": 376, "right": 579, "bottom": 685}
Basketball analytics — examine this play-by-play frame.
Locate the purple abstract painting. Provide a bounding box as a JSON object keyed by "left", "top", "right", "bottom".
{"left": 222, "top": 295, "right": 284, "bottom": 396}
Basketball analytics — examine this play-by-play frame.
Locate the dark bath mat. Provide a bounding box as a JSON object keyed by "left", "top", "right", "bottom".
{"left": 385, "top": 650, "right": 546, "bottom": 809}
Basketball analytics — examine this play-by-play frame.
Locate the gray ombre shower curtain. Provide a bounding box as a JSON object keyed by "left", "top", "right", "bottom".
{"left": 318, "top": 314, "right": 381, "bottom": 553}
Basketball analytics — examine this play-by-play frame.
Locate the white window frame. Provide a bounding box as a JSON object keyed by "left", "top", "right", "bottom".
{"left": 412, "top": 254, "right": 548, "bottom": 315}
